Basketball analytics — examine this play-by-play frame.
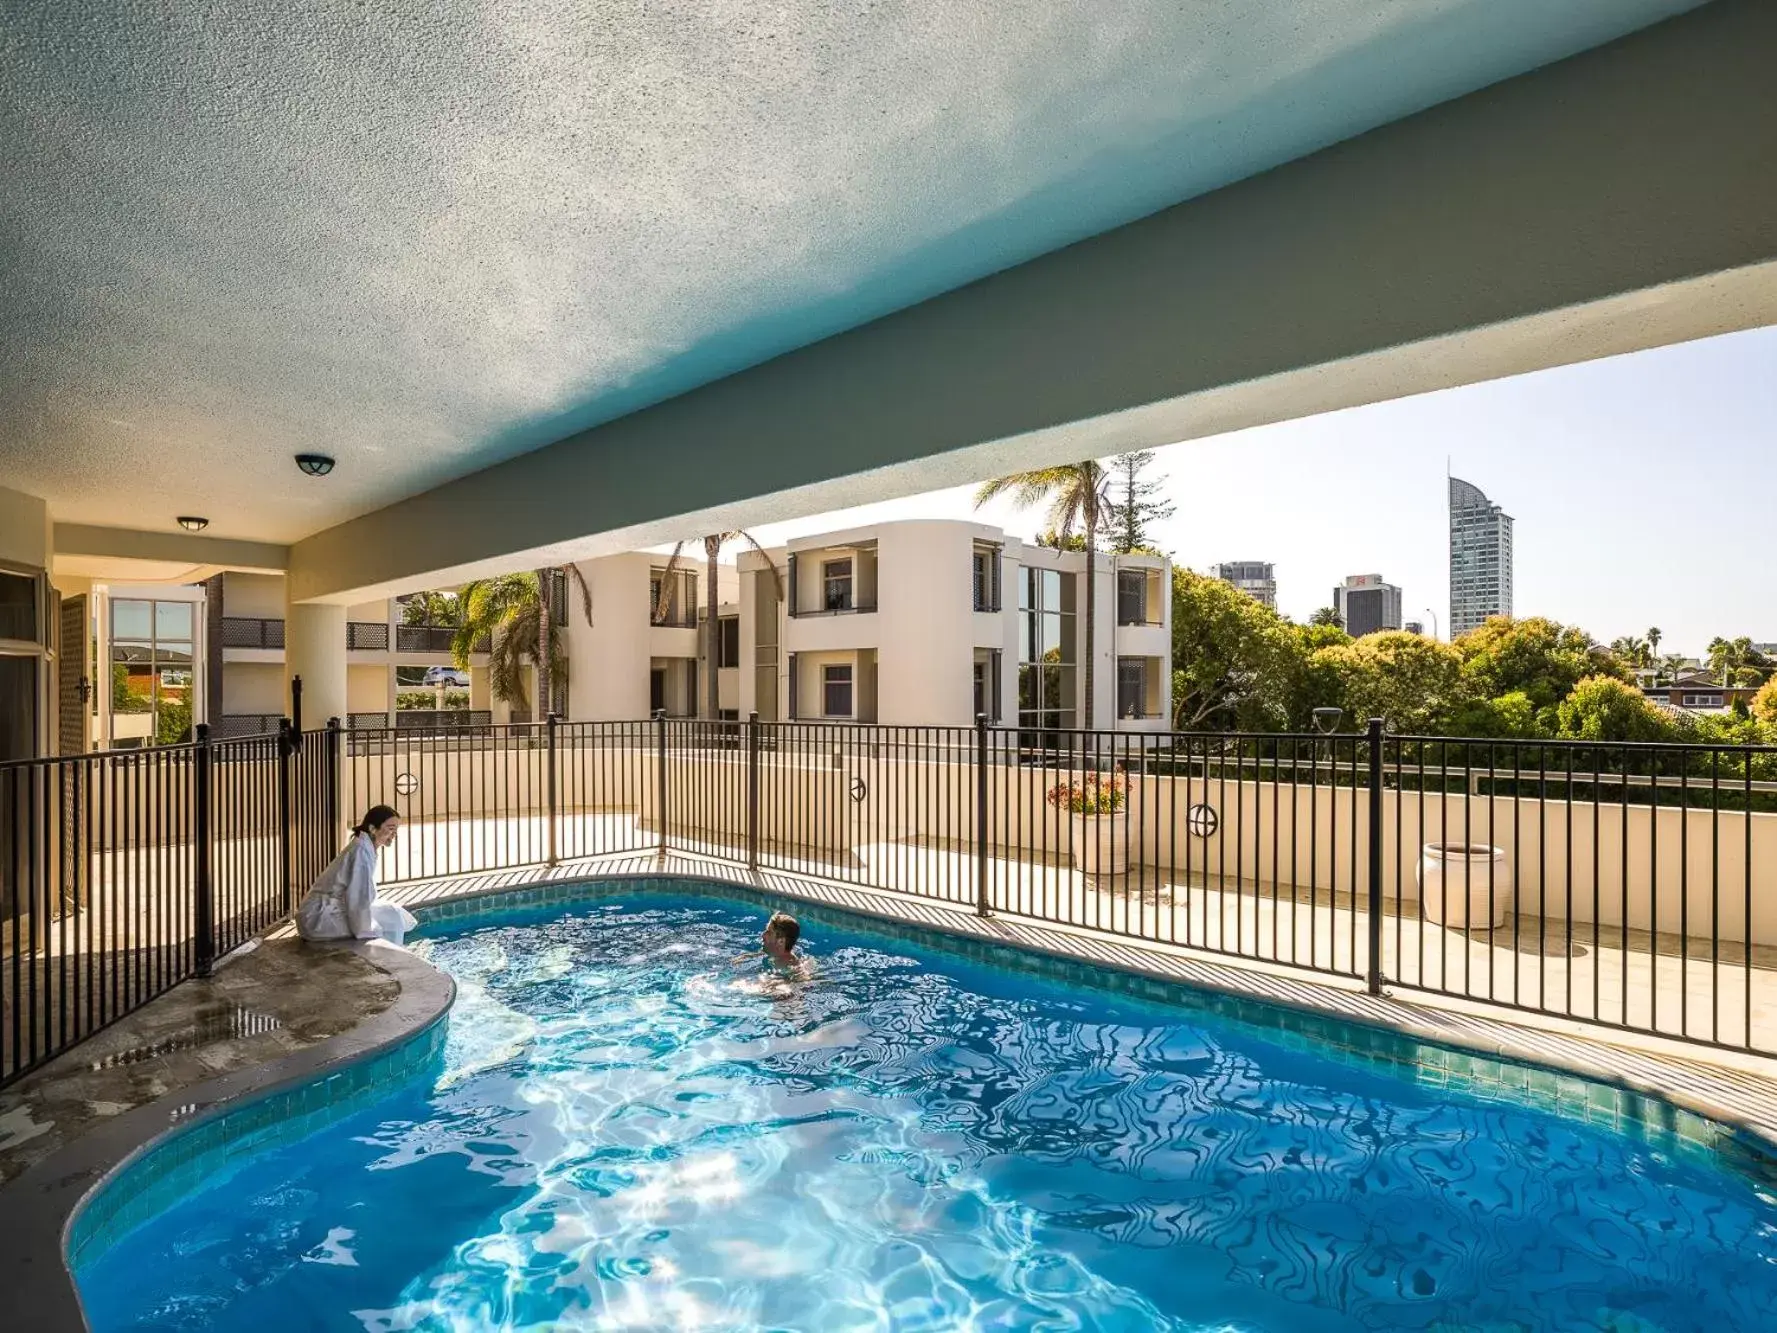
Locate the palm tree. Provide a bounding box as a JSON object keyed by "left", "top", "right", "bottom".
{"left": 654, "top": 533, "right": 782, "bottom": 720}
{"left": 975, "top": 463, "right": 1108, "bottom": 728}
{"left": 451, "top": 567, "right": 591, "bottom": 718}
{"left": 1646, "top": 626, "right": 1663, "bottom": 680}
{"left": 1611, "top": 635, "right": 1650, "bottom": 671}
{"left": 1310, "top": 606, "right": 1345, "bottom": 629}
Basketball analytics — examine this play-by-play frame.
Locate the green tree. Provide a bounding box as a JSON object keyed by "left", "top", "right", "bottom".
{"left": 451, "top": 569, "right": 591, "bottom": 718}
{"left": 1314, "top": 631, "right": 1468, "bottom": 733}
{"left": 400, "top": 591, "right": 461, "bottom": 627}
{"left": 1610, "top": 635, "right": 1650, "bottom": 670}
{"left": 654, "top": 533, "right": 782, "bottom": 720}
{"left": 1309, "top": 606, "right": 1344, "bottom": 629}
{"left": 1455, "top": 616, "right": 1627, "bottom": 719}
{"left": 977, "top": 464, "right": 1108, "bottom": 727}
{"left": 1645, "top": 626, "right": 1663, "bottom": 676}
{"left": 1706, "top": 635, "right": 1767, "bottom": 687}
{"left": 154, "top": 697, "right": 193, "bottom": 746}
{"left": 1752, "top": 677, "right": 1777, "bottom": 726}
{"left": 1169, "top": 569, "right": 1305, "bottom": 731}
{"left": 1104, "top": 451, "right": 1174, "bottom": 555}
{"left": 1555, "top": 675, "right": 1676, "bottom": 742}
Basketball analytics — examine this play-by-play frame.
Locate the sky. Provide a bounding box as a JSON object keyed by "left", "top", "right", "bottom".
{"left": 727, "top": 325, "right": 1776, "bottom": 659}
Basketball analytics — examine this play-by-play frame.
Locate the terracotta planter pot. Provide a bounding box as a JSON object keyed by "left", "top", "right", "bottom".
{"left": 1068, "top": 812, "right": 1129, "bottom": 876}
{"left": 1417, "top": 843, "right": 1512, "bottom": 930}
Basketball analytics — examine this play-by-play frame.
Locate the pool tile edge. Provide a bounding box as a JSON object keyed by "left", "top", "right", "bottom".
{"left": 0, "top": 942, "right": 455, "bottom": 1333}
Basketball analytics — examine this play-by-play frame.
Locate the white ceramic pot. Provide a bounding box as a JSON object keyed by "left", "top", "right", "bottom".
{"left": 1069, "top": 812, "right": 1129, "bottom": 876}
{"left": 1417, "top": 843, "right": 1512, "bottom": 930}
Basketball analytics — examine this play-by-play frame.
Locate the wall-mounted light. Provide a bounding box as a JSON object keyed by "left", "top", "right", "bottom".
{"left": 176, "top": 516, "right": 209, "bottom": 532}
{"left": 295, "top": 453, "right": 335, "bottom": 477}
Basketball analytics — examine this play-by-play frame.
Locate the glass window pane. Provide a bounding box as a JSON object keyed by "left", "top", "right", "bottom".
{"left": 155, "top": 601, "right": 193, "bottom": 642}
{"left": 112, "top": 599, "right": 151, "bottom": 640}
{"left": 0, "top": 653, "right": 38, "bottom": 761}
{"left": 1041, "top": 569, "right": 1061, "bottom": 610}
{"left": 1039, "top": 612, "right": 1062, "bottom": 658}
{"left": 0, "top": 573, "right": 36, "bottom": 643}
{"left": 1057, "top": 571, "right": 1076, "bottom": 615}
{"left": 1019, "top": 568, "right": 1036, "bottom": 611}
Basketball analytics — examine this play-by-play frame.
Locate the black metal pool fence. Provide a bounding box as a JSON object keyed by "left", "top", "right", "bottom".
{"left": 5, "top": 716, "right": 1775, "bottom": 1086}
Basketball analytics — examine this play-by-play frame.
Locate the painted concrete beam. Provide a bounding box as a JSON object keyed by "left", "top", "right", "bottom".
{"left": 54, "top": 523, "right": 289, "bottom": 574}
{"left": 289, "top": 0, "right": 1777, "bottom": 605}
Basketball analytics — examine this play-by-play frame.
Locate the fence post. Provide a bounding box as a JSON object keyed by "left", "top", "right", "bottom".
{"left": 746, "top": 710, "right": 760, "bottom": 871}
{"left": 277, "top": 719, "right": 294, "bottom": 915}
{"left": 976, "top": 713, "right": 991, "bottom": 917}
{"left": 324, "top": 716, "right": 342, "bottom": 847}
{"left": 546, "top": 712, "right": 559, "bottom": 867}
{"left": 1366, "top": 716, "right": 1385, "bottom": 996}
{"left": 655, "top": 710, "right": 668, "bottom": 854}
{"left": 193, "top": 723, "right": 216, "bottom": 977}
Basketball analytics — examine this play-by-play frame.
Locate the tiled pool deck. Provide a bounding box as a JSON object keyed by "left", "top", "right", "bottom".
{"left": 3, "top": 848, "right": 1776, "bottom": 1330}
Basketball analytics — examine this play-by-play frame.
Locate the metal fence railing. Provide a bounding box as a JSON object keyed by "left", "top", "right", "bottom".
{"left": 6, "top": 716, "right": 1775, "bottom": 1088}
{"left": 1, "top": 723, "right": 330, "bottom": 1088}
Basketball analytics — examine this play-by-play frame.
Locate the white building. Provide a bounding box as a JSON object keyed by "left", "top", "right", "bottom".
{"left": 1212, "top": 561, "right": 1277, "bottom": 609}
{"left": 567, "top": 520, "right": 1171, "bottom": 731}
{"left": 1449, "top": 476, "right": 1514, "bottom": 636}
{"left": 83, "top": 573, "right": 508, "bottom": 746}
{"left": 1332, "top": 574, "right": 1403, "bottom": 638}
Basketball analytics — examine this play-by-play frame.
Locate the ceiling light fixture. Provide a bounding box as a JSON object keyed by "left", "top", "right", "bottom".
{"left": 295, "top": 453, "right": 336, "bottom": 477}
{"left": 176, "top": 516, "right": 209, "bottom": 532}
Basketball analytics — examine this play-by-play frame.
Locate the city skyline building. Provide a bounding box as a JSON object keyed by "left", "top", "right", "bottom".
{"left": 1212, "top": 561, "right": 1277, "bottom": 609}
{"left": 1449, "top": 475, "right": 1514, "bottom": 636}
{"left": 1333, "top": 574, "right": 1403, "bottom": 638}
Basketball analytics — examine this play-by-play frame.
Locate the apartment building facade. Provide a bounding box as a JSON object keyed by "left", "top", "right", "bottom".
{"left": 1212, "top": 561, "right": 1277, "bottom": 609}
{"left": 1450, "top": 476, "right": 1514, "bottom": 636}
{"left": 1332, "top": 573, "right": 1403, "bottom": 638}
{"left": 75, "top": 573, "right": 504, "bottom": 747}
{"left": 568, "top": 520, "right": 1171, "bottom": 731}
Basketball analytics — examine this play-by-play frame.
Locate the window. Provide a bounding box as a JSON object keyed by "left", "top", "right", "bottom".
{"left": 650, "top": 569, "right": 696, "bottom": 626}
{"left": 1017, "top": 567, "right": 1076, "bottom": 731}
{"left": 972, "top": 652, "right": 1003, "bottom": 721}
{"left": 1682, "top": 692, "right": 1723, "bottom": 708}
{"left": 972, "top": 548, "right": 1000, "bottom": 612}
{"left": 822, "top": 663, "right": 853, "bottom": 717}
{"left": 1116, "top": 570, "right": 1147, "bottom": 625}
{"left": 109, "top": 596, "right": 195, "bottom": 748}
{"left": 0, "top": 571, "right": 42, "bottom": 644}
{"left": 717, "top": 616, "right": 740, "bottom": 668}
{"left": 822, "top": 559, "right": 853, "bottom": 612}
{"left": 1117, "top": 657, "right": 1148, "bottom": 719}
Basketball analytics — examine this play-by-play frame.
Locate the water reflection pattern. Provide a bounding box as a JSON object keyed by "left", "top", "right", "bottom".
{"left": 81, "top": 899, "right": 1777, "bottom": 1332}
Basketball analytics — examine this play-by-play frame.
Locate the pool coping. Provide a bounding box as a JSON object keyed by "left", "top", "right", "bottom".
{"left": 404, "top": 865, "right": 1777, "bottom": 1168}
{"left": 0, "top": 941, "right": 455, "bottom": 1333}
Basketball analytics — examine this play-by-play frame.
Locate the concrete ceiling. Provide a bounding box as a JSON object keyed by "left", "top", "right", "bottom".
{"left": 0, "top": 0, "right": 1702, "bottom": 545}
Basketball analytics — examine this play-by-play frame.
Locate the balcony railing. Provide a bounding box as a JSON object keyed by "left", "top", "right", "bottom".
{"left": 789, "top": 599, "right": 877, "bottom": 619}
{"left": 219, "top": 616, "right": 284, "bottom": 649}
{"left": 6, "top": 720, "right": 1777, "bottom": 1090}
{"left": 212, "top": 713, "right": 282, "bottom": 738}
{"left": 346, "top": 620, "right": 389, "bottom": 650}
{"left": 395, "top": 624, "right": 456, "bottom": 653}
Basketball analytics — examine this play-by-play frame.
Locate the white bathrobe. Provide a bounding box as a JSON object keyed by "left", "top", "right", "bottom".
{"left": 295, "top": 832, "right": 417, "bottom": 945}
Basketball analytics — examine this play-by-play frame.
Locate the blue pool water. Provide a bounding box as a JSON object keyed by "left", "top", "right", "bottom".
{"left": 81, "top": 893, "right": 1777, "bottom": 1331}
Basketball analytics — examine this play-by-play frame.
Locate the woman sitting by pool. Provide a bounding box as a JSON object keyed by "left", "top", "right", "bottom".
{"left": 295, "top": 805, "right": 417, "bottom": 946}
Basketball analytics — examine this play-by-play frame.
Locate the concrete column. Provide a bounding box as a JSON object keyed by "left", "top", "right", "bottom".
{"left": 285, "top": 600, "right": 347, "bottom": 725}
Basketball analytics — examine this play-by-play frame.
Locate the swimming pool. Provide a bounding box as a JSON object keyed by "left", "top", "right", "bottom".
{"left": 77, "top": 886, "right": 1777, "bottom": 1331}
